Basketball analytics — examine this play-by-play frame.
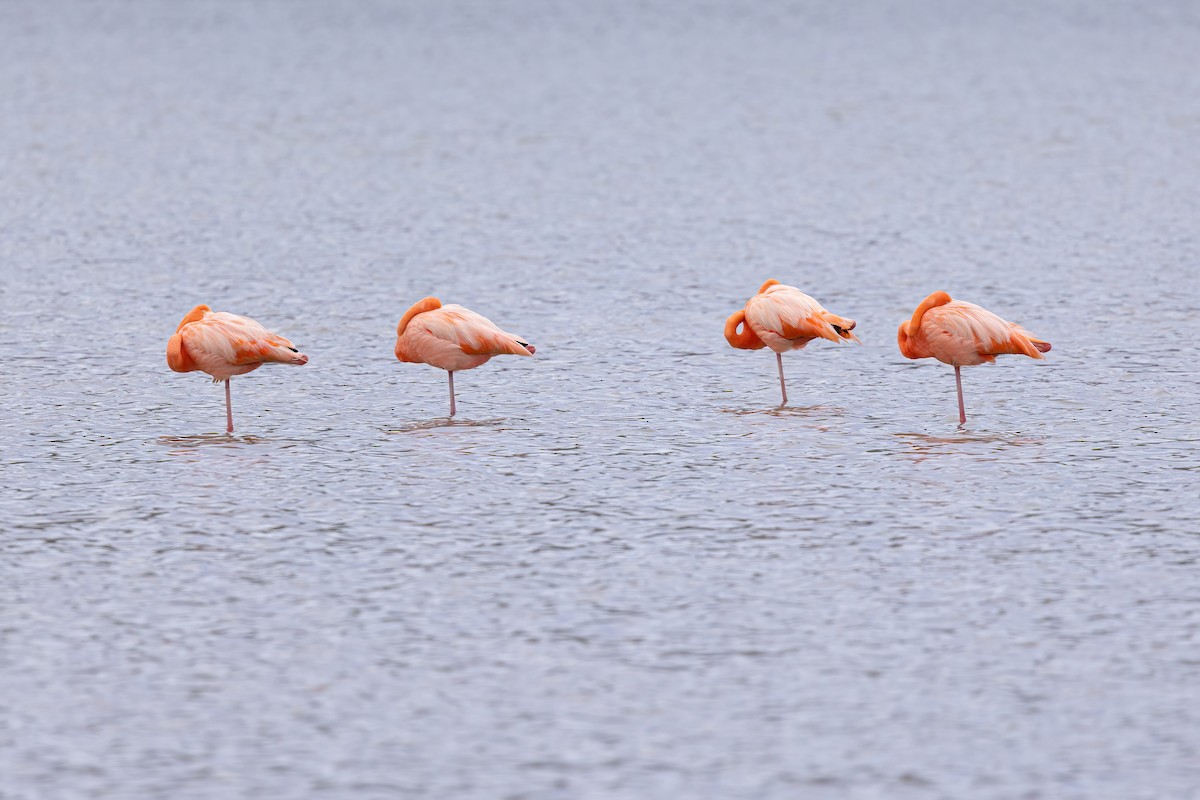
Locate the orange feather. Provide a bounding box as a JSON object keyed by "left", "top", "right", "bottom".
{"left": 165, "top": 305, "right": 308, "bottom": 432}
{"left": 394, "top": 299, "right": 535, "bottom": 417}
{"left": 897, "top": 291, "right": 1051, "bottom": 424}
{"left": 725, "top": 279, "right": 859, "bottom": 407}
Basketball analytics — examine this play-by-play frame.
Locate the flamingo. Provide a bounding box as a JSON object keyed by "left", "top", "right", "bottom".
{"left": 897, "top": 291, "right": 1051, "bottom": 425}
{"left": 724, "top": 279, "right": 860, "bottom": 407}
{"left": 166, "top": 304, "right": 308, "bottom": 433}
{"left": 395, "top": 297, "right": 535, "bottom": 416}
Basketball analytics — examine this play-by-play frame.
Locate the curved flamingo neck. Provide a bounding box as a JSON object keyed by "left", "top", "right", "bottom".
{"left": 757, "top": 279, "right": 781, "bottom": 294}
{"left": 724, "top": 309, "right": 766, "bottom": 350}
{"left": 166, "top": 333, "right": 197, "bottom": 372}
{"left": 176, "top": 304, "right": 210, "bottom": 333}
{"left": 397, "top": 297, "right": 442, "bottom": 336}
{"left": 896, "top": 323, "right": 925, "bottom": 359}
{"left": 906, "top": 291, "right": 952, "bottom": 336}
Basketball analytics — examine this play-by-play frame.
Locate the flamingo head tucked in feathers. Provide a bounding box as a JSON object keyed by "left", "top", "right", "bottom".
{"left": 896, "top": 321, "right": 926, "bottom": 359}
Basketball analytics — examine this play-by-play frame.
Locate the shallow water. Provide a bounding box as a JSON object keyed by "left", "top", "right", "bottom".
{"left": 2, "top": 1, "right": 1199, "bottom": 797}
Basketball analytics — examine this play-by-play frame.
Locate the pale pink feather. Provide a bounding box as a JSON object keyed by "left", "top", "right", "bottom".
{"left": 917, "top": 301, "right": 1047, "bottom": 366}
{"left": 744, "top": 283, "right": 859, "bottom": 353}
{"left": 180, "top": 310, "right": 308, "bottom": 381}
{"left": 395, "top": 304, "right": 533, "bottom": 372}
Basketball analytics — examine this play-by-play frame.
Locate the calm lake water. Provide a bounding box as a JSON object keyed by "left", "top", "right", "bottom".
{"left": 2, "top": 1, "right": 1198, "bottom": 797}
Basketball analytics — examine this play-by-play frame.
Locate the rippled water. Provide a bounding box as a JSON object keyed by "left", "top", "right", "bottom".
{"left": 2, "top": 1, "right": 1199, "bottom": 797}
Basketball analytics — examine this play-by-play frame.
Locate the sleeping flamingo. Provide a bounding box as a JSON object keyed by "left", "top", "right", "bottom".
{"left": 395, "top": 297, "right": 535, "bottom": 416}
{"left": 897, "top": 291, "right": 1051, "bottom": 425}
{"left": 166, "top": 304, "right": 308, "bottom": 432}
{"left": 724, "top": 279, "right": 860, "bottom": 407}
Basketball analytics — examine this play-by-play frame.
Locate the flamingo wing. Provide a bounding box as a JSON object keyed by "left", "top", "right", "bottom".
{"left": 419, "top": 305, "right": 534, "bottom": 357}
{"left": 747, "top": 286, "right": 855, "bottom": 346}
{"left": 185, "top": 312, "right": 304, "bottom": 366}
{"left": 935, "top": 302, "right": 1047, "bottom": 360}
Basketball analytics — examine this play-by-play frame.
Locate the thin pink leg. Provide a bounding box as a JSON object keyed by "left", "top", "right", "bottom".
{"left": 955, "top": 366, "right": 966, "bottom": 425}
{"left": 448, "top": 371, "right": 456, "bottom": 417}
{"left": 225, "top": 379, "right": 234, "bottom": 433}
{"left": 776, "top": 352, "right": 788, "bottom": 407}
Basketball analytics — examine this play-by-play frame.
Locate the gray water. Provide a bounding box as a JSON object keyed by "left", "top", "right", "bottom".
{"left": 2, "top": 1, "right": 1199, "bottom": 798}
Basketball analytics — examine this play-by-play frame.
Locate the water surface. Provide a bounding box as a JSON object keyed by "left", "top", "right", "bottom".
{"left": 2, "top": 1, "right": 1199, "bottom": 798}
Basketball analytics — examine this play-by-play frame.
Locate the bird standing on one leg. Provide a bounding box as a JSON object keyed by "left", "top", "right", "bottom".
{"left": 897, "top": 291, "right": 1051, "bottom": 425}
{"left": 394, "top": 297, "right": 535, "bottom": 417}
{"left": 724, "top": 279, "right": 860, "bottom": 407}
{"left": 166, "top": 304, "right": 309, "bottom": 433}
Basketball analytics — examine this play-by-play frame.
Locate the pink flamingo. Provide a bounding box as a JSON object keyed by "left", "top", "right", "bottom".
{"left": 395, "top": 297, "right": 535, "bottom": 416}
{"left": 897, "top": 291, "right": 1051, "bottom": 424}
{"left": 724, "top": 279, "right": 860, "bottom": 406}
{"left": 166, "top": 304, "right": 308, "bottom": 432}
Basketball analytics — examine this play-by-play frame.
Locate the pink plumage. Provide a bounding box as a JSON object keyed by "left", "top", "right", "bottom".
{"left": 898, "top": 291, "right": 1051, "bottom": 424}
{"left": 167, "top": 304, "right": 308, "bottom": 432}
{"left": 724, "top": 279, "right": 859, "bottom": 407}
{"left": 395, "top": 297, "right": 534, "bottom": 417}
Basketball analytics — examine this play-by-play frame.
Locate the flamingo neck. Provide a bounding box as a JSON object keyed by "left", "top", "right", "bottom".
{"left": 397, "top": 297, "right": 442, "bottom": 336}
{"left": 906, "top": 291, "right": 952, "bottom": 336}
{"left": 724, "top": 309, "right": 766, "bottom": 350}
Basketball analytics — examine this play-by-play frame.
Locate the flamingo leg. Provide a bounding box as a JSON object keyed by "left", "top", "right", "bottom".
{"left": 225, "top": 379, "right": 234, "bottom": 433}
{"left": 776, "top": 352, "right": 788, "bottom": 408}
{"left": 955, "top": 366, "right": 966, "bottom": 425}
{"left": 448, "top": 371, "right": 456, "bottom": 417}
